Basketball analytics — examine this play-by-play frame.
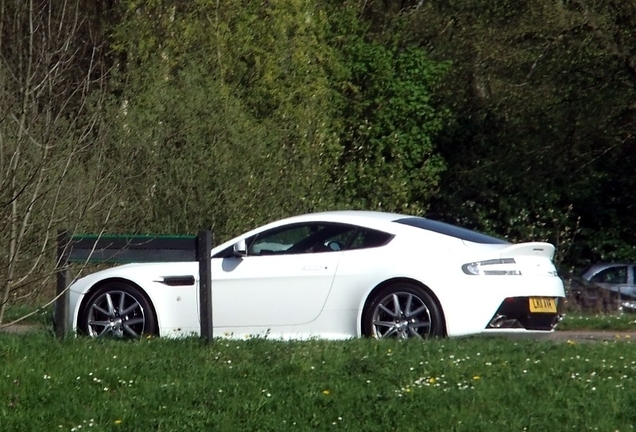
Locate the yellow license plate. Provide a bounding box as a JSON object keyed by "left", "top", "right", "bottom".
{"left": 529, "top": 297, "right": 557, "bottom": 313}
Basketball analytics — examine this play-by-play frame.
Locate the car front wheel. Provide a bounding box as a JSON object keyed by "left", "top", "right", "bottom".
{"left": 363, "top": 283, "right": 444, "bottom": 339}
{"left": 80, "top": 282, "right": 157, "bottom": 339}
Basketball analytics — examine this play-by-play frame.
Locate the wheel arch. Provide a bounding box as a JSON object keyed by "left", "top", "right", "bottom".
{"left": 359, "top": 277, "right": 447, "bottom": 337}
{"left": 77, "top": 277, "right": 159, "bottom": 335}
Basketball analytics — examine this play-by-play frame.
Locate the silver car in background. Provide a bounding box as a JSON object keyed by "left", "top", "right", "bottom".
{"left": 581, "top": 263, "right": 636, "bottom": 299}
{"left": 573, "top": 263, "right": 636, "bottom": 312}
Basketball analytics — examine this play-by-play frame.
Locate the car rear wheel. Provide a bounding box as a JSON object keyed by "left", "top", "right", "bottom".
{"left": 80, "top": 282, "right": 157, "bottom": 339}
{"left": 363, "top": 283, "right": 444, "bottom": 339}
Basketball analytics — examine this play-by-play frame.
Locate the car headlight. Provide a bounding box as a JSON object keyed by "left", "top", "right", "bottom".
{"left": 461, "top": 258, "right": 522, "bottom": 276}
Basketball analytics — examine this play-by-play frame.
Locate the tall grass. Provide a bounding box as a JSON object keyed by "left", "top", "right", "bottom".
{"left": 2, "top": 332, "right": 636, "bottom": 431}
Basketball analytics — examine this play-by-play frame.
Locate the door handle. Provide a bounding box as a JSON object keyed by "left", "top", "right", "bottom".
{"left": 303, "top": 265, "right": 327, "bottom": 271}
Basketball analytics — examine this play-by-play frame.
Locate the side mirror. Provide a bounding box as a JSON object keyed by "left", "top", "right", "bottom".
{"left": 233, "top": 239, "right": 247, "bottom": 257}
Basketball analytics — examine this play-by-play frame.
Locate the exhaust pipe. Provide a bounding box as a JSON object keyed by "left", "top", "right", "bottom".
{"left": 489, "top": 314, "right": 508, "bottom": 328}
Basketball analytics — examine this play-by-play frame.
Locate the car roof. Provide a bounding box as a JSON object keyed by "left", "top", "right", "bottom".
{"left": 582, "top": 262, "right": 635, "bottom": 277}
{"left": 212, "top": 210, "right": 509, "bottom": 254}
{"left": 274, "top": 211, "right": 508, "bottom": 244}
{"left": 287, "top": 210, "right": 405, "bottom": 222}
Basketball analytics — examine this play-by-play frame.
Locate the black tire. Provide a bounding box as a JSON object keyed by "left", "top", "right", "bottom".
{"left": 80, "top": 281, "right": 157, "bottom": 339}
{"left": 362, "top": 282, "right": 445, "bottom": 339}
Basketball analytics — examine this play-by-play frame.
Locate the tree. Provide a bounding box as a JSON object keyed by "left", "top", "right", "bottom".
{"left": 403, "top": 0, "right": 636, "bottom": 267}
{"left": 104, "top": 0, "right": 342, "bottom": 241}
{"left": 324, "top": 0, "right": 450, "bottom": 214}
{"left": 0, "top": 0, "right": 113, "bottom": 323}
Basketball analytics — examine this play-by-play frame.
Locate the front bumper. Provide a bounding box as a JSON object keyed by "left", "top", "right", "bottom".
{"left": 485, "top": 296, "right": 564, "bottom": 331}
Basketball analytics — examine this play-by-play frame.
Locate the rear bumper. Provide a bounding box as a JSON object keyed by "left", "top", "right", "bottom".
{"left": 484, "top": 296, "right": 564, "bottom": 331}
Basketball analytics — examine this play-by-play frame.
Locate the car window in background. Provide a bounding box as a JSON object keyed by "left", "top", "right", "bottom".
{"left": 590, "top": 266, "right": 628, "bottom": 284}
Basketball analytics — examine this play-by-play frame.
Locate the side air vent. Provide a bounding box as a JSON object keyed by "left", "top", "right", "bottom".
{"left": 158, "top": 275, "right": 195, "bottom": 286}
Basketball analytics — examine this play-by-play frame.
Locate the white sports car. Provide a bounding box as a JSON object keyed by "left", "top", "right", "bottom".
{"left": 67, "top": 211, "right": 565, "bottom": 339}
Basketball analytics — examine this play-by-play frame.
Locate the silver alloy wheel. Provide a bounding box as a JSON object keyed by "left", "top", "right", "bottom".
{"left": 86, "top": 290, "right": 147, "bottom": 338}
{"left": 371, "top": 291, "right": 433, "bottom": 339}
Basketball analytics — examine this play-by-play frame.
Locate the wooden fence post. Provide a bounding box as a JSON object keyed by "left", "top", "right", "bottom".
{"left": 55, "top": 230, "right": 70, "bottom": 339}
{"left": 197, "top": 230, "right": 213, "bottom": 342}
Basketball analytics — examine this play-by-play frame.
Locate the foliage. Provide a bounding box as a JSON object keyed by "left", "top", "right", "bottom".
{"left": 0, "top": 0, "right": 114, "bottom": 321}
{"left": 2, "top": 0, "right": 636, "bottom": 320}
{"left": 405, "top": 0, "right": 636, "bottom": 267}
{"left": 325, "top": 1, "right": 450, "bottom": 214}
{"left": 106, "top": 0, "right": 342, "bottom": 241}
{"left": 3, "top": 334, "right": 636, "bottom": 430}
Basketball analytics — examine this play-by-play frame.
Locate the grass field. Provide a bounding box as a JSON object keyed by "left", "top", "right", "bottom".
{"left": 559, "top": 312, "right": 636, "bottom": 331}
{"left": 2, "top": 330, "right": 636, "bottom": 432}
{"left": 2, "top": 304, "right": 636, "bottom": 431}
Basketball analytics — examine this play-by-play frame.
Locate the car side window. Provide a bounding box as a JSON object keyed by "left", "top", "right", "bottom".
{"left": 348, "top": 228, "right": 393, "bottom": 250}
{"left": 212, "top": 223, "right": 393, "bottom": 258}
{"left": 249, "top": 225, "right": 315, "bottom": 255}
{"left": 591, "top": 266, "right": 628, "bottom": 284}
{"left": 248, "top": 223, "right": 360, "bottom": 255}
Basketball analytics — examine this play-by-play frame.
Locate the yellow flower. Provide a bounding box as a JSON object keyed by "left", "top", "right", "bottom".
{"left": 322, "top": 390, "right": 330, "bottom": 395}
{"left": 114, "top": 419, "right": 122, "bottom": 425}
{"left": 567, "top": 339, "right": 576, "bottom": 345}
{"left": 428, "top": 377, "right": 436, "bottom": 384}
{"left": 626, "top": 335, "right": 631, "bottom": 339}
{"left": 473, "top": 376, "right": 481, "bottom": 381}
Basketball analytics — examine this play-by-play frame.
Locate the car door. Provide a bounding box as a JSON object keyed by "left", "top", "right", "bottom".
{"left": 590, "top": 265, "right": 633, "bottom": 298}
{"left": 210, "top": 223, "right": 356, "bottom": 328}
{"left": 627, "top": 265, "right": 636, "bottom": 298}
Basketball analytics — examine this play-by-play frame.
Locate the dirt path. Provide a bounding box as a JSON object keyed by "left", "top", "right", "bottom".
{"left": 0, "top": 323, "right": 44, "bottom": 334}
{"left": 541, "top": 330, "right": 636, "bottom": 343}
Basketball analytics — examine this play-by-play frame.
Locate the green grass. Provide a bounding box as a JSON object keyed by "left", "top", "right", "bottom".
{"left": 558, "top": 312, "right": 636, "bottom": 331}
{"left": 2, "top": 333, "right": 636, "bottom": 431}
{"left": 1, "top": 304, "right": 53, "bottom": 327}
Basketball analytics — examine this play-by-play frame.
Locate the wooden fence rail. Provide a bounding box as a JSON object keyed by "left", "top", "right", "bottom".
{"left": 55, "top": 230, "right": 213, "bottom": 341}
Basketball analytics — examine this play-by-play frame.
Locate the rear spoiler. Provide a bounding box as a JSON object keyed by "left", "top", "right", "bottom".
{"left": 499, "top": 242, "right": 555, "bottom": 260}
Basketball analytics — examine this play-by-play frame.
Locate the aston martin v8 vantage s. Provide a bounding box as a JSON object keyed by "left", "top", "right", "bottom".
{"left": 67, "top": 211, "right": 565, "bottom": 339}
